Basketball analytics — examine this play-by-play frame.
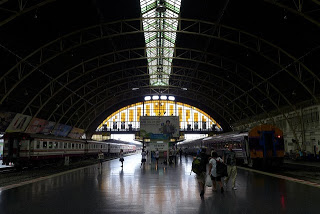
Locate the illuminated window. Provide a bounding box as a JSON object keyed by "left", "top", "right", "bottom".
{"left": 97, "top": 100, "right": 222, "bottom": 131}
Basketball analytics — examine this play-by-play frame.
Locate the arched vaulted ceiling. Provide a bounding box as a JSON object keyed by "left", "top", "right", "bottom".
{"left": 0, "top": 0, "right": 320, "bottom": 135}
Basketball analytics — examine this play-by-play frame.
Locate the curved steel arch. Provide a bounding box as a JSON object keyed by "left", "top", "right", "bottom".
{"left": 61, "top": 73, "right": 257, "bottom": 125}
{"left": 73, "top": 82, "right": 241, "bottom": 129}
{"left": 264, "top": 0, "right": 320, "bottom": 28}
{"left": 22, "top": 46, "right": 298, "bottom": 123}
{"left": 0, "top": 0, "right": 56, "bottom": 27}
{"left": 18, "top": 46, "right": 303, "bottom": 141}
{"left": 26, "top": 49, "right": 275, "bottom": 125}
{"left": 1, "top": 1, "right": 319, "bottom": 34}
{"left": 1, "top": 18, "right": 318, "bottom": 105}
{"left": 53, "top": 73, "right": 243, "bottom": 126}
{"left": 66, "top": 67, "right": 296, "bottom": 139}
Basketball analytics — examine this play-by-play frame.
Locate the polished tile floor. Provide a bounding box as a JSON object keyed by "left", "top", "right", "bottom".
{"left": 0, "top": 154, "right": 319, "bottom": 214}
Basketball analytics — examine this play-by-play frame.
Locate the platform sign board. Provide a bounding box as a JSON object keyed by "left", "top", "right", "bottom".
{"left": 147, "top": 140, "right": 169, "bottom": 151}
{"left": 0, "top": 112, "right": 16, "bottom": 132}
{"left": 6, "top": 113, "right": 32, "bottom": 133}
{"left": 68, "top": 127, "right": 85, "bottom": 139}
{"left": 140, "top": 116, "right": 179, "bottom": 139}
{"left": 40, "top": 121, "right": 56, "bottom": 134}
{"left": 25, "top": 118, "right": 47, "bottom": 134}
{"left": 52, "top": 124, "right": 72, "bottom": 137}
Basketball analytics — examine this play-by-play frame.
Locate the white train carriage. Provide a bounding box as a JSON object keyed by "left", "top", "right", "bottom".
{"left": 3, "top": 133, "right": 136, "bottom": 168}
{"left": 86, "top": 140, "right": 109, "bottom": 156}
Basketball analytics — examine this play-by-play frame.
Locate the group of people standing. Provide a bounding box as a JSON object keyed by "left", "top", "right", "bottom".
{"left": 140, "top": 148, "right": 160, "bottom": 168}
{"left": 196, "top": 144, "right": 238, "bottom": 199}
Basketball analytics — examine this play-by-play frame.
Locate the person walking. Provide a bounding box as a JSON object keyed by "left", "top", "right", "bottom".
{"left": 208, "top": 152, "right": 224, "bottom": 193}
{"left": 196, "top": 148, "right": 209, "bottom": 199}
{"left": 119, "top": 149, "right": 124, "bottom": 167}
{"left": 155, "top": 149, "right": 160, "bottom": 165}
{"left": 224, "top": 144, "right": 237, "bottom": 190}
{"left": 98, "top": 150, "right": 104, "bottom": 169}
{"left": 141, "top": 149, "right": 147, "bottom": 168}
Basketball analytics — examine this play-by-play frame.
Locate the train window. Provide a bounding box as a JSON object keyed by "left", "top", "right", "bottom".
{"left": 36, "top": 141, "right": 40, "bottom": 149}
{"left": 101, "top": 145, "right": 103, "bottom": 149}
{"left": 72, "top": 143, "right": 74, "bottom": 148}
{"left": 68, "top": 143, "right": 71, "bottom": 149}
{"left": 43, "top": 141, "right": 47, "bottom": 148}
{"left": 64, "top": 143, "right": 66, "bottom": 149}
{"left": 54, "top": 142, "right": 58, "bottom": 148}
{"left": 49, "top": 142, "right": 53, "bottom": 149}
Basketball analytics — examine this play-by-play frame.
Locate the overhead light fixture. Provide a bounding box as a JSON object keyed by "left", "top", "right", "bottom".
{"left": 144, "top": 96, "right": 151, "bottom": 101}
{"left": 181, "top": 88, "right": 187, "bottom": 91}
{"left": 168, "top": 96, "right": 175, "bottom": 101}
{"left": 156, "top": 0, "right": 166, "bottom": 13}
{"left": 160, "top": 95, "right": 167, "bottom": 100}
{"left": 132, "top": 88, "right": 139, "bottom": 91}
{"left": 152, "top": 95, "right": 159, "bottom": 100}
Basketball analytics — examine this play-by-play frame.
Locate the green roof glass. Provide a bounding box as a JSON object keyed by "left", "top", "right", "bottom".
{"left": 140, "top": 0, "right": 182, "bottom": 86}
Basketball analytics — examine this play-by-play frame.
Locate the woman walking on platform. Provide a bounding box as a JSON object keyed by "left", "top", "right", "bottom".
{"left": 141, "top": 149, "right": 147, "bottom": 168}
{"left": 119, "top": 149, "right": 124, "bottom": 167}
{"left": 155, "top": 149, "right": 160, "bottom": 165}
{"left": 208, "top": 152, "right": 224, "bottom": 193}
{"left": 98, "top": 150, "right": 104, "bottom": 169}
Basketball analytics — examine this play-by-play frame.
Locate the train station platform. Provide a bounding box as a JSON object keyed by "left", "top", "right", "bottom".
{"left": 0, "top": 160, "right": 12, "bottom": 169}
{"left": 0, "top": 155, "right": 320, "bottom": 214}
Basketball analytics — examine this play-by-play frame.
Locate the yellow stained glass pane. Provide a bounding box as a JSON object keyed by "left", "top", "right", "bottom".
{"left": 169, "top": 105, "right": 174, "bottom": 116}
{"left": 137, "top": 107, "right": 142, "bottom": 122}
{"left": 186, "top": 109, "right": 190, "bottom": 123}
{"left": 146, "top": 105, "right": 150, "bottom": 116}
{"left": 129, "top": 109, "right": 134, "bottom": 122}
{"left": 194, "top": 112, "right": 198, "bottom": 122}
{"left": 121, "top": 112, "right": 126, "bottom": 122}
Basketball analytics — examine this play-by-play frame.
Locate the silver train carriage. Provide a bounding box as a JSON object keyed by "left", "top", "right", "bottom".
{"left": 2, "top": 133, "right": 136, "bottom": 168}
{"left": 178, "top": 124, "right": 285, "bottom": 167}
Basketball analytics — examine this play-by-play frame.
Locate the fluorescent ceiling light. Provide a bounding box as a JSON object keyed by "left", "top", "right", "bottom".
{"left": 168, "top": 96, "right": 175, "bottom": 100}
{"left": 152, "top": 95, "right": 159, "bottom": 100}
{"left": 160, "top": 95, "right": 167, "bottom": 100}
{"left": 181, "top": 88, "right": 187, "bottom": 91}
{"left": 144, "top": 96, "right": 151, "bottom": 101}
{"left": 132, "top": 88, "right": 139, "bottom": 90}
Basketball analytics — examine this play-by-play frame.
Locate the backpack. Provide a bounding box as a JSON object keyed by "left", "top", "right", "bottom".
{"left": 192, "top": 157, "right": 202, "bottom": 175}
{"left": 216, "top": 160, "right": 228, "bottom": 177}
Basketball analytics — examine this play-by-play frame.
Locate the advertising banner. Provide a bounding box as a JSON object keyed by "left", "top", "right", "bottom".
{"left": 67, "top": 127, "right": 85, "bottom": 139}
{"left": 52, "top": 123, "right": 72, "bottom": 137}
{"left": 40, "top": 121, "right": 56, "bottom": 134}
{"left": 140, "top": 116, "right": 179, "bottom": 139}
{"left": 6, "top": 113, "right": 32, "bottom": 132}
{"left": 25, "top": 118, "right": 47, "bottom": 134}
{"left": 0, "top": 112, "right": 16, "bottom": 132}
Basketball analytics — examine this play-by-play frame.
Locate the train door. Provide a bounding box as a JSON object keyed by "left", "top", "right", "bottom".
{"left": 262, "top": 131, "right": 275, "bottom": 158}
{"left": 243, "top": 136, "right": 249, "bottom": 165}
{"left": 3, "top": 134, "right": 20, "bottom": 165}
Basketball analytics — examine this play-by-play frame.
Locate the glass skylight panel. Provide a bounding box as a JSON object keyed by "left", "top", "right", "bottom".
{"left": 140, "top": 0, "right": 182, "bottom": 86}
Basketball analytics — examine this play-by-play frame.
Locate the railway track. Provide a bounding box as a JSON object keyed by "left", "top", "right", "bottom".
{"left": 0, "top": 153, "right": 136, "bottom": 187}
{"left": 240, "top": 161, "right": 320, "bottom": 185}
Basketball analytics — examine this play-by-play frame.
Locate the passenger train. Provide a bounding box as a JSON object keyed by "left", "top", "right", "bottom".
{"left": 2, "top": 133, "right": 136, "bottom": 168}
{"left": 178, "top": 124, "right": 285, "bottom": 167}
